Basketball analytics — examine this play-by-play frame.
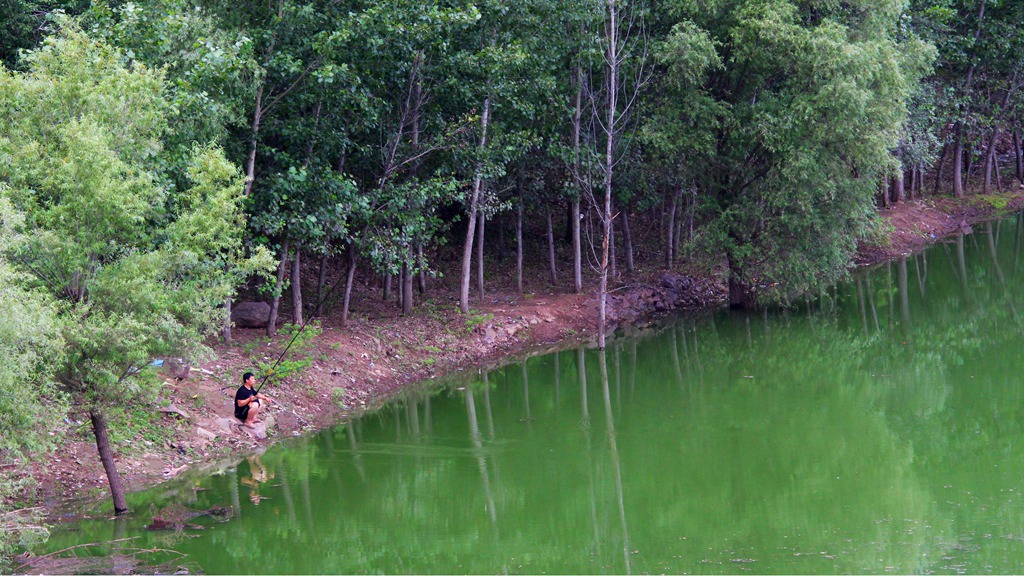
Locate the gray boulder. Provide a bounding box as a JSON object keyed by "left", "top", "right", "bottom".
{"left": 231, "top": 301, "right": 271, "bottom": 328}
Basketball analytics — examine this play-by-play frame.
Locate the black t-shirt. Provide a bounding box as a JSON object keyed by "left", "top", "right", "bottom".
{"left": 234, "top": 385, "right": 257, "bottom": 420}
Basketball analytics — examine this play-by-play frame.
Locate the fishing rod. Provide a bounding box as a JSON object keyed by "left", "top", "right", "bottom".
{"left": 254, "top": 261, "right": 351, "bottom": 395}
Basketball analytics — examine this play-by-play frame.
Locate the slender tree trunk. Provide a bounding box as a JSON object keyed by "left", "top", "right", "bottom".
{"left": 292, "top": 246, "right": 303, "bottom": 326}
{"left": 416, "top": 244, "right": 427, "bottom": 294}
{"left": 546, "top": 206, "right": 557, "bottom": 286}
{"left": 934, "top": 143, "right": 948, "bottom": 195}
{"left": 894, "top": 172, "right": 905, "bottom": 204}
{"left": 953, "top": 125, "right": 966, "bottom": 198}
{"left": 880, "top": 177, "right": 890, "bottom": 208}
{"left": 383, "top": 273, "right": 392, "bottom": 302}
{"left": 341, "top": 244, "right": 358, "bottom": 327}
{"left": 609, "top": 210, "right": 617, "bottom": 282}
{"left": 908, "top": 168, "right": 916, "bottom": 200}
{"left": 1014, "top": 130, "right": 1023, "bottom": 184}
{"left": 516, "top": 202, "right": 524, "bottom": 294}
{"left": 621, "top": 205, "right": 634, "bottom": 272}
{"left": 315, "top": 251, "right": 328, "bottom": 317}
{"left": 267, "top": 237, "right": 290, "bottom": 337}
{"left": 243, "top": 85, "right": 265, "bottom": 197}
{"left": 91, "top": 408, "right": 127, "bottom": 515}
{"left": 666, "top": 188, "right": 680, "bottom": 267}
{"left": 572, "top": 199, "right": 582, "bottom": 293}
{"left": 476, "top": 209, "right": 486, "bottom": 302}
{"left": 459, "top": 93, "right": 491, "bottom": 313}
{"left": 984, "top": 126, "right": 1000, "bottom": 193}
{"left": 402, "top": 247, "right": 413, "bottom": 315}
{"left": 598, "top": 0, "right": 619, "bottom": 351}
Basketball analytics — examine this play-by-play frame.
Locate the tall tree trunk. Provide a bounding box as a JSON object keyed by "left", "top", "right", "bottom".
{"left": 476, "top": 209, "right": 486, "bottom": 302}
{"left": 984, "top": 126, "right": 1000, "bottom": 194}
{"left": 880, "top": 177, "right": 890, "bottom": 208}
{"left": 571, "top": 63, "right": 584, "bottom": 295}
{"left": 402, "top": 247, "right": 413, "bottom": 315}
{"left": 341, "top": 244, "right": 358, "bottom": 327}
{"left": 546, "top": 206, "right": 557, "bottom": 286}
{"left": 609, "top": 210, "right": 617, "bottom": 282}
{"left": 292, "top": 246, "right": 303, "bottom": 326}
{"left": 893, "top": 172, "right": 905, "bottom": 204}
{"left": 666, "top": 188, "right": 679, "bottom": 267}
{"left": 459, "top": 93, "right": 491, "bottom": 313}
{"left": 934, "top": 143, "right": 948, "bottom": 195}
{"left": 243, "top": 85, "right": 265, "bottom": 197}
{"left": 267, "top": 237, "right": 290, "bottom": 337}
{"left": 953, "top": 125, "right": 966, "bottom": 198}
{"left": 315, "top": 251, "right": 328, "bottom": 317}
{"left": 598, "top": 0, "right": 619, "bottom": 351}
{"left": 383, "top": 273, "right": 392, "bottom": 302}
{"left": 727, "top": 256, "right": 751, "bottom": 309}
{"left": 516, "top": 202, "right": 524, "bottom": 294}
{"left": 908, "top": 168, "right": 916, "bottom": 201}
{"left": 1014, "top": 130, "right": 1023, "bottom": 184}
{"left": 621, "top": 205, "right": 634, "bottom": 272}
{"left": 416, "top": 244, "right": 427, "bottom": 294}
{"left": 91, "top": 408, "right": 127, "bottom": 515}
{"left": 572, "top": 199, "right": 582, "bottom": 293}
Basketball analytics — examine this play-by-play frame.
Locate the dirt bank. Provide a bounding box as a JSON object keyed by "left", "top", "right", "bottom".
{"left": 17, "top": 190, "right": 1024, "bottom": 517}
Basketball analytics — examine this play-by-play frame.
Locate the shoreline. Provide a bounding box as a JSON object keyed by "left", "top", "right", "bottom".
{"left": 16, "top": 190, "right": 1024, "bottom": 522}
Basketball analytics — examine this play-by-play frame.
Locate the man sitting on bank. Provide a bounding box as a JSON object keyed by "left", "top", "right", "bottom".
{"left": 235, "top": 372, "right": 271, "bottom": 427}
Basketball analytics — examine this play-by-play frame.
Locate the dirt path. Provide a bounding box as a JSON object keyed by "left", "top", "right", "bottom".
{"left": 20, "top": 190, "right": 1024, "bottom": 516}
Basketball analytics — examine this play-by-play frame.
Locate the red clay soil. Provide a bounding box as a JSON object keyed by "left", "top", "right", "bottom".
{"left": 16, "top": 189, "right": 1024, "bottom": 517}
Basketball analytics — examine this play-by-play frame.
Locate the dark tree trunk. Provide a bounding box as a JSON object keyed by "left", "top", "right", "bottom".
{"left": 934, "top": 143, "right": 949, "bottom": 195}
{"left": 416, "top": 243, "right": 427, "bottom": 294}
{"left": 383, "top": 273, "right": 392, "bottom": 302}
{"left": 727, "top": 265, "right": 753, "bottom": 309}
{"left": 496, "top": 214, "right": 506, "bottom": 263}
{"left": 880, "top": 178, "right": 890, "bottom": 208}
{"left": 1014, "top": 130, "right": 1023, "bottom": 183}
{"left": 292, "top": 247, "right": 303, "bottom": 326}
{"left": 315, "top": 252, "right": 328, "bottom": 317}
{"left": 402, "top": 248, "right": 413, "bottom": 315}
{"left": 267, "top": 237, "right": 290, "bottom": 337}
{"left": 546, "top": 206, "right": 557, "bottom": 286}
{"left": 666, "top": 189, "right": 678, "bottom": 267}
{"left": 953, "top": 126, "right": 965, "bottom": 198}
{"left": 516, "top": 202, "right": 524, "bottom": 294}
{"left": 91, "top": 408, "right": 128, "bottom": 515}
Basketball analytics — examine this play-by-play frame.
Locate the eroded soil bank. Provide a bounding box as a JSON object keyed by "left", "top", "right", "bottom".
{"left": 17, "top": 191, "right": 1024, "bottom": 518}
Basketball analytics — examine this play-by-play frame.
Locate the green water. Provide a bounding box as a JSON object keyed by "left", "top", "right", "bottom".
{"left": 32, "top": 216, "right": 1024, "bottom": 574}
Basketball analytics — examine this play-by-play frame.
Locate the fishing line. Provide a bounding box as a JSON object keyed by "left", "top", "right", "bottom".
{"left": 254, "top": 260, "right": 350, "bottom": 394}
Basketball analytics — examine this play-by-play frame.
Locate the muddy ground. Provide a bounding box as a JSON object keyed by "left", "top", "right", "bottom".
{"left": 16, "top": 190, "right": 1024, "bottom": 519}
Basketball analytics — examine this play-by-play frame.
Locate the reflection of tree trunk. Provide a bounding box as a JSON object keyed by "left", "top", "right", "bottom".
{"left": 521, "top": 362, "right": 532, "bottom": 429}
{"left": 956, "top": 234, "right": 969, "bottom": 302}
{"left": 856, "top": 276, "right": 868, "bottom": 338}
{"left": 986, "top": 221, "right": 1024, "bottom": 333}
{"left": 914, "top": 253, "right": 928, "bottom": 298}
{"left": 465, "top": 387, "right": 499, "bottom": 537}
{"left": 864, "top": 275, "right": 880, "bottom": 333}
{"left": 346, "top": 422, "right": 366, "bottom": 482}
{"left": 228, "top": 467, "right": 241, "bottom": 518}
{"left": 482, "top": 370, "right": 494, "bottom": 439}
{"left": 553, "top": 351, "right": 561, "bottom": 407}
{"left": 280, "top": 467, "right": 298, "bottom": 523}
{"left": 577, "top": 348, "right": 589, "bottom": 419}
{"left": 629, "top": 340, "right": 637, "bottom": 395}
{"left": 599, "top": 350, "right": 631, "bottom": 575}
{"left": 897, "top": 257, "right": 910, "bottom": 337}
{"left": 406, "top": 395, "right": 420, "bottom": 439}
{"left": 90, "top": 408, "right": 127, "bottom": 514}
{"left": 670, "top": 326, "right": 683, "bottom": 384}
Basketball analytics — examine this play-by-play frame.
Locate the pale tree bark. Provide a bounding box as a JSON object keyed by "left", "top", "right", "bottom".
{"left": 597, "top": 0, "right": 620, "bottom": 351}
{"left": 292, "top": 246, "right": 303, "bottom": 326}
{"left": 571, "top": 65, "right": 584, "bottom": 294}
{"left": 267, "top": 237, "right": 290, "bottom": 337}
{"left": 666, "top": 189, "right": 678, "bottom": 267}
{"left": 572, "top": 199, "right": 582, "bottom": 293}
{"left": 341, "top": 243, "right": 358, "bottom": 327}
{"left": 459, "top": 92, "right": 491, "bottom": 313}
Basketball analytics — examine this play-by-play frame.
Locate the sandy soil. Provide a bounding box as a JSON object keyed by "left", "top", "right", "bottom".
{"left": 17, "top": 189, "right": 1024, "bottom": 518}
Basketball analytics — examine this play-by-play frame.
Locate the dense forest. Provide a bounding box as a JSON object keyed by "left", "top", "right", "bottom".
{"left": 1, "top": 0, "right": 1023, "bottom": 554}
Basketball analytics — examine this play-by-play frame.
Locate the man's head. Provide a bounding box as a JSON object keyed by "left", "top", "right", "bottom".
{"left": 243, "top": 372, "right": 255, "bottom": 386}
